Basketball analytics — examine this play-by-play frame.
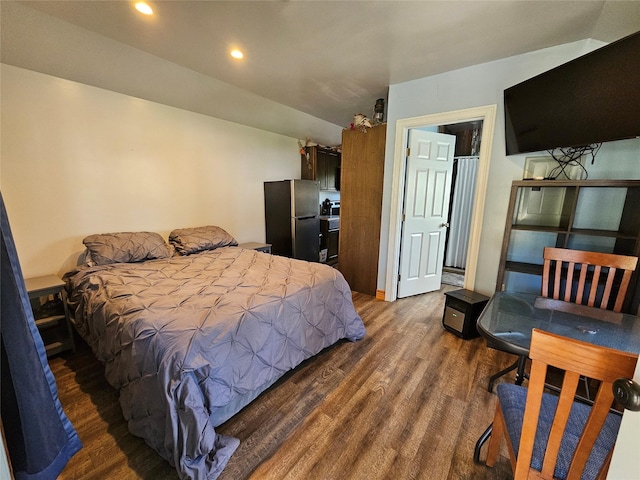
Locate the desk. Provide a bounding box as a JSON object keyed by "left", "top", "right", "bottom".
{"left": 473, "top": 291, "right": 640, "bottom": 463}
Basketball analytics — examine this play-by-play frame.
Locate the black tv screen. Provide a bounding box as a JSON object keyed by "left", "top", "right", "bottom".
{"left": 504, "top": 31, "right": 640, "bottom": 155}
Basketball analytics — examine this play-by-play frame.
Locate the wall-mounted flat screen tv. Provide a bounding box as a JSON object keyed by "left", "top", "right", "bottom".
{"left": 504, "top": 31, "right": 640, "bottom": 156}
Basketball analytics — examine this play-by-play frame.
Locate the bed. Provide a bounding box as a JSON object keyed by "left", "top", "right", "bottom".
{"left": 64, "top": 227, "right": 365, "bottom": 479}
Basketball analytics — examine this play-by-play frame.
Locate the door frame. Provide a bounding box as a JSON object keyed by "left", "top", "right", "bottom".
{"left": 385, "top": 104, "right": 497, "bottom": 301}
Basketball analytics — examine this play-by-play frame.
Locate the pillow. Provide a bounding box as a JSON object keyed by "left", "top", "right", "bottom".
{"left": 83, "top": 231, "right": 172, "bottom": 266}
{"left": 169, "top": 225, "right": 238, "bottom": 255}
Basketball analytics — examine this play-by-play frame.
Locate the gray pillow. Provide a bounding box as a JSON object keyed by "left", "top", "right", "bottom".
{"left": 169, "top": 225, "right": 238, "bottom": 255}
{"left": 83, "top": 231, "right": 172, "bottom": 266}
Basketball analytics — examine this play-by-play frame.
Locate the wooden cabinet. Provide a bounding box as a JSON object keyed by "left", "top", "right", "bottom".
{"left": 496, "top": 179, "right": 640, "bottom": 312}
{"left": 301, "top": 146, "right": 340, "bottom": 191}
{"left": 25, "top": 275, "right": 75, "bottom": 357}
{"left": 338, "top": 124, "right": 386, "bottom": 296}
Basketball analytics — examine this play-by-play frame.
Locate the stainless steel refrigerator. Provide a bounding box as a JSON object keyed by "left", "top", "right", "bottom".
{"left": 264, "top": 180, "right": 320, "bottom": 262}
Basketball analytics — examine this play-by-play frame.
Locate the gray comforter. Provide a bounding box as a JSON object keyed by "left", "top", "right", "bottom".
{"left": 65, "top": 247, "right": 365, "bottom": 479}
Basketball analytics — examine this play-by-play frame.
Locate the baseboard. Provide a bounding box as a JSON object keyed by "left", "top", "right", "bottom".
{"left": 375, "top": 290, "right": 385, "bottom": 301}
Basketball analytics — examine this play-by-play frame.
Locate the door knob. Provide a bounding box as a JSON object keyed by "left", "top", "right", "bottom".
{"left": 440, "top": 222, "right": 450, "bottom": 228}
{"left": 613, "top": 378, "right": 640, "bottom": 411}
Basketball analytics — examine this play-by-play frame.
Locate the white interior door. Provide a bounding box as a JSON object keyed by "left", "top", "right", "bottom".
{"left": 397, "top": 129, "right": 455, "bottom": 298}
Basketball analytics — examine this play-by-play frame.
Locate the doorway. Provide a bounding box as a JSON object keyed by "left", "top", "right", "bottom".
{"left": 385, "top": 105, "right": 497, "bottom": 301}
{"left": 441, "top": 120, "right": 483, "bottom": 287}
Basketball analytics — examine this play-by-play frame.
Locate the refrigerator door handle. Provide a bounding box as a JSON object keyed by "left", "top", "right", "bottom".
{"left": 297, "top": 215, "right": 317, "bottom": 220}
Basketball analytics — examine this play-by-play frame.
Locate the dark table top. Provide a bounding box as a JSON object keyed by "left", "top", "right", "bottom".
{"left": 477, "top": 291, "right": 640, "bottom": 357}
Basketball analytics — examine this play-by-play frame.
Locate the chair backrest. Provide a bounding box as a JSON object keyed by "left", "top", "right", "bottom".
{"left": 515, "top": 329, "right": 638, "bottom": 480}
{"left": 542, "top": 247, "right": 638, "bottom": 313}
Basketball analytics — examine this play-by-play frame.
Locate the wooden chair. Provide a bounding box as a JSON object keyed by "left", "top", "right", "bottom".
{"left": 545, "top": 247, "right": 638, "bottom": 400}
{"left": 485, "top": 329, "right": 638, "bottom": 480}
{"left": 542, "top": 247, "right": 638, "bottom": 313}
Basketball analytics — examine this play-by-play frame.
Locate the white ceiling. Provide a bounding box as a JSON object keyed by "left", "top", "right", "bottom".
{"left": 2, "top": 1, "right": 639, "bottom": 145}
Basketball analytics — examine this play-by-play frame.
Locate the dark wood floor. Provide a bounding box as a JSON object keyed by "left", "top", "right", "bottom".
{"left": 52, "top": 286, "right": 516, "bottom": 479}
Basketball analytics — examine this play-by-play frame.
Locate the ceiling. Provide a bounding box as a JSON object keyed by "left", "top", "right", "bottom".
{"left": 2, "top": 1, "right": 639, "bottom": 145}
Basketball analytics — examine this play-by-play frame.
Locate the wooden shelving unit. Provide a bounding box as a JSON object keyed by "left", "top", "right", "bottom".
{"left": 496, "top": 179, "right": 640, "bottom": 313}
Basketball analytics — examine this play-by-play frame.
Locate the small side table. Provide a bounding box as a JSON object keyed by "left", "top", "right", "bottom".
{"left": 238, "top": 242, "right": 272, "bottom": 254}
{"left": 25, "top": 274, "right": 75, "bottom": 357}
{"left": 443, "top": 289, "right": 489, "bottom": 339}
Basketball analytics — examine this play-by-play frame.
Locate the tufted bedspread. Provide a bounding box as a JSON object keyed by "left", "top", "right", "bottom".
{"left": 65, "top": 246, "right": 365, "bottom": 479}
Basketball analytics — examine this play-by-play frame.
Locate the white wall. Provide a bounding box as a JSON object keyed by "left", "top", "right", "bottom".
{"left": 381, "top": 40, "right": 640, "bottom": 296}
{"left": 1, "top": 64, "right": 300, "bottom": 278}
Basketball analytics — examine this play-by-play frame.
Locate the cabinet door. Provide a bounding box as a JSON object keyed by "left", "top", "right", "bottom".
{"left": 317, "top": 150, "right": 329, "bottom": 190}
{"left": 301, "top": 147, "right": 340, "bottom": 191}
{"left": 317, "top": 149, "right": 340, "bottom": 191}
{"left": 328, "top": 152, "right": 340, "bottom": 191}
{"left": 301, "top": 148, "right": 316, "bottom": 181}
{"left": 339, "top": 124, "right": 386, "bottom": 295}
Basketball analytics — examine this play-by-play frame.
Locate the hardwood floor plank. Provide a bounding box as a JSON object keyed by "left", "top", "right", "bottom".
{"left": 249, "top": 411, "right": 337, "bottom": 479}
{"left": 51, "top": 286, "right": 515, "bottom": 479}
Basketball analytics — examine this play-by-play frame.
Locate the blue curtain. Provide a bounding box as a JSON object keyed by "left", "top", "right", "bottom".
{"left": 1, "top": 193, "right": 82, "bottom": 479}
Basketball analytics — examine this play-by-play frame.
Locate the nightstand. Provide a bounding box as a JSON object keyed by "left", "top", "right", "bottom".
{"left": 25, "top": 274, "right": 75, "bottom": 357}
{"left": 238, "top": 242, "right": 272, "bottom": 254}
{"left": 443, "top": 289, "right": 490, "bottom": 339}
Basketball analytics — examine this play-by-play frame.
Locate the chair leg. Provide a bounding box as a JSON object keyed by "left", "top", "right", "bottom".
{"left": 474, "top": 424, "right": 493, "bottom": 464}
{"left": 514, "top": 355, "right": 528, "bottom": 385}
{"left": 488, "top": 359, "right": 519, "bottom": 392}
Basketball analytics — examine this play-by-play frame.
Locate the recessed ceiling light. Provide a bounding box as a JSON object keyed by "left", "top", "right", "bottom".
{"left": 230, "top": 49, "right": 244, "bottom": 60}
{"left": 135, "top": 2, "right": 153, "bottom": 15}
